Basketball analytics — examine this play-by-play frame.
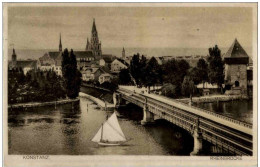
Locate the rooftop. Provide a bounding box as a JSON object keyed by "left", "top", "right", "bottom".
{"left": 224, "top": 39, "right": 249, "bottom": 59}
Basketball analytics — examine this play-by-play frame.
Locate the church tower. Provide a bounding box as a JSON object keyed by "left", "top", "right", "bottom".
{"left": 12, "top": 47, "right": 17, "bottom": 68}
{"left": 122, "top": 47, "right": 125, "bottom": 59}
{"left": 88, "top": 18, "right": 102, "bottom": 60}
{"left": 59, "top": 33, "right": 62, "bottom": 52}
{"left": 86, "top": 38, "right": 90, "bottom": 51}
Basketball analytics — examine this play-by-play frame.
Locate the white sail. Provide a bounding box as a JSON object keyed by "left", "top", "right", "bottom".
{"left": 91, "top": 112, "right": 126, "bottom": 143}
{"left": 91, "top": 126, "right": 103, "bottom": 142}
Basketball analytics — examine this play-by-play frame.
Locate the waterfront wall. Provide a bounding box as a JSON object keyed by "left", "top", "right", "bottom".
{"left": 8, "top": 98, "right": 79, "bottom": 109}
{"left": 79, "top": 92, "right": 114, "bottom": 110}
{"left": 80, "top": 85, "right": 113, "bottom": 103}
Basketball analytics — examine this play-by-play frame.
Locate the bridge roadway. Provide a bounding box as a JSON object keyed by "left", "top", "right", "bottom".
{"left": 116, "top": 86, "right": 253, "bottom": 156}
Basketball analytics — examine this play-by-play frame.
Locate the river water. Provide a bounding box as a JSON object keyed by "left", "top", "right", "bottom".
{"left": 8, "top": 97, "right": 193, "bottom": 155}
{"left": 8, "top": 97, "right": 252, "bottom": 155}
{"left": 193, "top": 99, "right": 253, "bottom": 124}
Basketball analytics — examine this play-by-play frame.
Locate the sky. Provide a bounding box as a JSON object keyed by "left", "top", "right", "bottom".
{"left": 7, "top": 5, "right": 254, "bottom": 50}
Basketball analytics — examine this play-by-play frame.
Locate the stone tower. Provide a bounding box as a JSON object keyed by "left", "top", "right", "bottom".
{"left": 88, "top": 19, "right": 102, "bottom": 60}
{"left": 224, "top": 38, "right": 249, "bottom": 94}
{"left": 59, "top": 33, "right": 62, "bottom": 52}
{"left": 122, "top": 47, "right": 125, "bottom": 59}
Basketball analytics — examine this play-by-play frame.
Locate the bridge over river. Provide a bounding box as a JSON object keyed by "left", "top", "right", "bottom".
{"left": 115, "top": 86, "right": 253, "bottom": 156}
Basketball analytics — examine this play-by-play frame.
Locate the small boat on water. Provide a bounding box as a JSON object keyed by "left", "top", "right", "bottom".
{"left": 91, "top": 112, "right": 129, "bottom": 146}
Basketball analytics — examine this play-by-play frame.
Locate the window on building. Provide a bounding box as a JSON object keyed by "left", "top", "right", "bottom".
{"left": 235, "top": 81, "right": 240, "bottom": 87}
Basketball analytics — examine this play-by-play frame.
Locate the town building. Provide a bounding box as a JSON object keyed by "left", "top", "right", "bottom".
{"left": 81, "top": 66, "right": 109, "bottom": 82}
{"left": 74, "top": 51, "right": 95, "bottom": 70}
{"left": 8, "top": 48, "right": 37, "bottom": 75}
{"left": 154, "top": 57, "right": 163, "bottom": 65}
{"left": 111, "top": 58, "right": 129, "bottom": 73}
{"left": 81, "top": 67, "right": 92, "bottom": 81}
{"left": 99, "top": 73, "right": 112, "bottom": 84}
{"left": 99, "top": 54, "right": 114, "bottom": 69}
{"left": 124, "top": 56, "right": 132, "bottom": 65}
{"left": 224, "top": 38, "right": 249, "bottom": 95}
{"left": 37, "top": 53, "right": 55, "bottom": 71}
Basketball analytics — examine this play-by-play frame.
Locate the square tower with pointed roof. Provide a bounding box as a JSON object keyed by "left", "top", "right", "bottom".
{"left": 224, "top": 39, "right": 249, "bottom": 94}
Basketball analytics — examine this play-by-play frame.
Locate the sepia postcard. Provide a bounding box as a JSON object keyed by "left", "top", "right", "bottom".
{"left": 3, "top": 2, "right": 258, "bottom": 167}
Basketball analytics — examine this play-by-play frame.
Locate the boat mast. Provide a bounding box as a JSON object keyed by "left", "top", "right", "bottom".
{"left": 101, "top": 123, "right": 103, "bottom": 142}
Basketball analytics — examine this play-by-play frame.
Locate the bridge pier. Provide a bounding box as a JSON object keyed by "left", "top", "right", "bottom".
{"left": 141, "top": 105, "right": 155, "bottom": 125}
{"left": 190, "top": 119, "right": 203, "bottom": 155}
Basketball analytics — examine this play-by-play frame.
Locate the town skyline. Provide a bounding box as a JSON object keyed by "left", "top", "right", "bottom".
{"left": 8, "top": 6, "right": 253, "bottom": 50}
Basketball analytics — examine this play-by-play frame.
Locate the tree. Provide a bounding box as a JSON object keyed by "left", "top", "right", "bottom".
{"left": 162, "top": 59, "right": 190, "bottom": 96}
{"left": 129, "top": 53, "right": 147, "bottom": 86}
{"left": 144, "top": 57, "right": 160, "bottom": 90}
{"left": 129, "top": 53, "right": 140, "bottom": 85}
{"left": 161, "top": 83, "right": 177, "bottom": 98}
{"left": 189, "top": 67, "right": 200, "bottom": 85}
{"left": 196, "top": 58, "right": 208, "bottom": 88}
{"left": 178, "top": 59, "right": 190, "bottom": 80}
{"left": 139, "top": 55, "right": 147, "bottom": 86}
{"left": 207, "top": 45, "right": 224, "bottom": 90}
{"left": 62, "top": 49, "right": 82, "bottom": 98}
{"left": 182, "top": 76, "right": 196, "bottom": 101}
{"left": 101, "top": 79, "right": 118, "bottom": 92}
{"left": 162, "top": 59, "right": 179, "bottom": 84}
{"left": 62, "top": 48, "right": 70, "bottom": 78}
{"left": 119, "top": 69, "right": 132, "bottom": 85}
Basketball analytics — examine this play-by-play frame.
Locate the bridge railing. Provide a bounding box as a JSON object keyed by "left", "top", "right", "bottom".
{"left": 118, "top": 86, "right": 252, "bottom": 129}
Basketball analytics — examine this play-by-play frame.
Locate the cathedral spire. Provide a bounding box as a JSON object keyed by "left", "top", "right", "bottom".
{"left": 89, "top": 18, "right": 102, "bottom": 60}
{"left": 59, "top": 33, "right": 62, "bottom": 52}
{"left": 92, "top": 18, "right": 97, "bottom": 34}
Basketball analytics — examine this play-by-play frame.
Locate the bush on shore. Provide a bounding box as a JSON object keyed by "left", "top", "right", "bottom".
{"left": 8, "top": 69, "right": 66, "bottom": 104}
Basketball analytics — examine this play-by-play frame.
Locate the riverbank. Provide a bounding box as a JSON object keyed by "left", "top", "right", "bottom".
{"left": 177, "top": 94, "right": 249, "bottom": 104}
{"left": 8, "top": 98, "right": 79, "bottom": 109}
{"left": 80, "top": 86, "right": 113, "bottom": 103}
{"left": 81, "top": 82, "right": 111, "bottom": 92}
{"left": 79, "top": 92, "right": 114, "bottom": 110}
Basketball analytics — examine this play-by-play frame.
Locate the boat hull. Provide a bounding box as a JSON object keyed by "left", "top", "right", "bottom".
{"left": 98, "top": 142, "right": 122, "bottom": 146}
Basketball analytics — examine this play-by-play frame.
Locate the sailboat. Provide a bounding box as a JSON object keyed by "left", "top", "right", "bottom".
{"left": 91, "top": 112, "right": 129, "bottom": 146}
